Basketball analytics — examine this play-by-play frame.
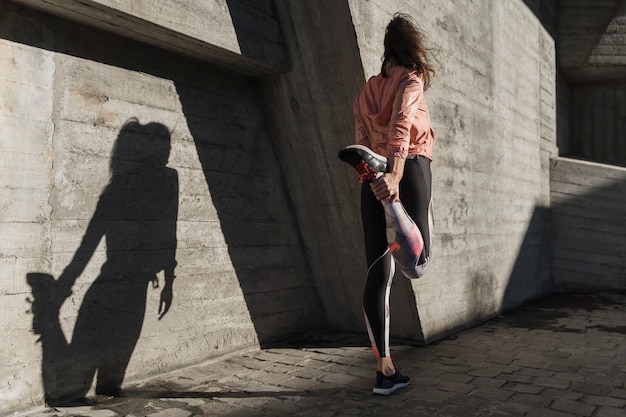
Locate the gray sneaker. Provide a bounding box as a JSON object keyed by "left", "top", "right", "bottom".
{"left": 338, "top": 145, "right": 388, "bottom": 183}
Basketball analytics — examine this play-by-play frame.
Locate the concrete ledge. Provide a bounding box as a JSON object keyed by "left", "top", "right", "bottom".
{"left": 11, "top": 0, "right": 288, "bottom": 75}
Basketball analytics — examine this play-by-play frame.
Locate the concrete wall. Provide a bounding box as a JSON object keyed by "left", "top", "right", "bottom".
{"left": 0, "top": 1, "right": 322, "bottom": 412}
{"left": 551, "top": 157, "right": 626, "bottom": 289}
{"left": 1, "top": 0, "right": 599, "bottom": 413}
{"left": 347, "top": 0, "right": 557, "bottom": 341}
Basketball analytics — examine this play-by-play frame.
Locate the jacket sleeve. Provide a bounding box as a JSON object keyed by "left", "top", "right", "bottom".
{"left": 388, "top": 72, "right": 422, "bottom": 159}
{"left": 353, "top": 96, "right": 370, "bottom": 148}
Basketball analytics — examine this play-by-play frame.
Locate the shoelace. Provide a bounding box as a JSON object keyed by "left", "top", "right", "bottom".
{"left": 356, "top": 160, "right": 378, "bottom": 183}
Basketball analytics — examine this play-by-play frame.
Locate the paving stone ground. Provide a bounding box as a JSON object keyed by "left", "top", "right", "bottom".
{"left": 20, "top": 292, "right": 626, "bottom": 417}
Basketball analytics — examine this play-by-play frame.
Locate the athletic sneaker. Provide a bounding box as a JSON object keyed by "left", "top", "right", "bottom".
{"left": 373, "top": 370, "right": 410, "bottom": 395}
{"left": 338, "top": 144, "right": 388, "bottom": 183}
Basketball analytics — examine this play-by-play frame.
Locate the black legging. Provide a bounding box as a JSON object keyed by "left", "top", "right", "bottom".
{"left": 361, "top": 155, "right": 433, "bottom": 357}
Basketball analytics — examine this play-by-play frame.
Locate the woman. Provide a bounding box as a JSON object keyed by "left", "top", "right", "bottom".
{"left": 339, "top": 13, "right": 435, "bottom": 395}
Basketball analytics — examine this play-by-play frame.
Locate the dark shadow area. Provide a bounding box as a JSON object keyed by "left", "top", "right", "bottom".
{"left": 27, "top": 120, "right": 179, "bottom": 404}
{"left": 174, "top": 79, "right": 323, "bottom": 344}
{"left": 224, "top": 0, "right": 288, "bottom": 69}
{"left": 263, "top": 331, "right": 370, "bottom": 349}
{"left": 492, "top": 291, "right": 626, "bottom": 333}
{"left": 60, "top": 384, "right": 375, "bottom": 415}
{"left": 569, "top": 82, "right": 626, "bottom": 168}
{"left": 502, "top": 207, "right": 552, "bottom": 310}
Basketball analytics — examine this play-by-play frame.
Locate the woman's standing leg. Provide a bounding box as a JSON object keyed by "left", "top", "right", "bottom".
{"left": 361, "top": 182, "right": 396, "bottom": 370}
{"left": 361, "top": 156, "right": 433, "bottom": 361}
{"left": 360, "top": 156, "right": 433, "bottom": 392}
{"left": 361, "top": 179, "right": 413, "bottom": 395}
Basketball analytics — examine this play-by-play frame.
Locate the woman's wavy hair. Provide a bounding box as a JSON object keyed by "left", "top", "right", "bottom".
{"left": 381, "top": 13, "right": 436, "bottom": 89}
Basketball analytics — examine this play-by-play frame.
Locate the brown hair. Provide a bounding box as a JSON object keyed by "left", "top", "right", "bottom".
{"left": 381, "top": 13, "right": 436, "bottom": 89}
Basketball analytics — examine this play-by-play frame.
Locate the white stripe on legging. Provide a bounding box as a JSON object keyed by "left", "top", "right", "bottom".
{"left": 364, "top": 247, "right": 395, "bottom": 357}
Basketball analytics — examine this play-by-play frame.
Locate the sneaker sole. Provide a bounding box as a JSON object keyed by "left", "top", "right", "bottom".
{"left": 338, "top": 144, "right": 387, "bottom": 169}
{"left": 372, "top": 381, "right": 410, "bottom": 395}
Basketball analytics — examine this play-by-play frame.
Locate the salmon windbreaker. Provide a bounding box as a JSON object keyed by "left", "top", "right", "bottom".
{"left": 353, "top": 66, "right": 434, "bottom": 160}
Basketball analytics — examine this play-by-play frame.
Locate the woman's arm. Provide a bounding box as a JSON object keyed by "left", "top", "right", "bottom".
{"left": 388, "top": 72, "right": 422, "bottom": 159}
{"left": 371, "top": 156, "right": 405, "bottom": 203}
{"left": 353, "top": 96, "right": 370, "bottom": 148}
{"left": 372, "top": 71, "right": 423, "bottom": 202}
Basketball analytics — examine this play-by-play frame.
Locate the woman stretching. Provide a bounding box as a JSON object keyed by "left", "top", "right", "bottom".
{"left": 338, "top": 13, "right": 435, "bottom": 395}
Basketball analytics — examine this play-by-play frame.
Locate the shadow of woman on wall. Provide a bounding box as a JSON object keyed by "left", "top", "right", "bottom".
{"left": 26, "top": 119, "right": 179, "bottom": 405}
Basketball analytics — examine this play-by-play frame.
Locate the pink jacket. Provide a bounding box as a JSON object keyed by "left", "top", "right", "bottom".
{"left": 353, "top": 66, "right": 434, "bottom": 160}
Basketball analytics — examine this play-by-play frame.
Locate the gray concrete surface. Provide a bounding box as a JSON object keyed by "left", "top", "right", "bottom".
{"left": 17, "top": 292, "right": 626, "bottom": 417}
{"left": 2, "top": 0, "right": 626, "bottom": 413}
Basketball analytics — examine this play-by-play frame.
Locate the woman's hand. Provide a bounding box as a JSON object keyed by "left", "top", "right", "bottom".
{"left": 371, "top": 173, "right": 401, "bottom": 202}
{"left": 370, "top": 156, "right": 405, "bottom": 203}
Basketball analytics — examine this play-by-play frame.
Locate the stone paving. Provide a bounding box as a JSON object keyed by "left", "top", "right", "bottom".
{"left": 21, "top": 292, "right": 626, "bottom": 417}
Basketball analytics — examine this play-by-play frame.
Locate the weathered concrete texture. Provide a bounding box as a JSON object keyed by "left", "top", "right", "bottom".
{"left": 11, "top": 0, "right": 287, "bottom": 75}
{"left": 348, "top": 0, "right": 556, "bottom": 342}
{"left": 0, "top": 2, "right": 322, "bottom": 414}
{"left": 551, "top": 157, "right": 626, "bottom": 290}
{"left": 0, "top": 35, "right": 55, "bottom": 415}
